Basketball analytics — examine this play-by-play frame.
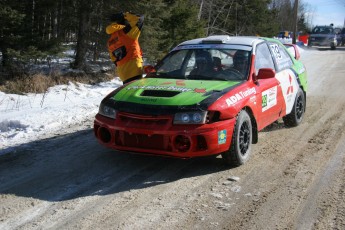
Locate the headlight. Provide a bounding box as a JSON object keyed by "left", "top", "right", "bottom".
{"left": 174, "top": 111, "right": 207, "bottom": 124}
{"left": 99, "top": 104, "right": 117, "bottom": 119}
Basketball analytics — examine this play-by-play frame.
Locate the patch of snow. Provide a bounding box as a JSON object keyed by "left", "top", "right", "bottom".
{"left": 0, "top": 78, "right": 123, "bottom": 154}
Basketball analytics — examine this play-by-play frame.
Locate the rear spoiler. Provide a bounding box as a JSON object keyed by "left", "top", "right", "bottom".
{"left": 284, "top": 44, "right": 301, "bottom": 60}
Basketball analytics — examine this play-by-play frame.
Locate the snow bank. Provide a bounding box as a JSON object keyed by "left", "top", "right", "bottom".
{"left": 0, "top": 79, "right": 122, "bottom": 154}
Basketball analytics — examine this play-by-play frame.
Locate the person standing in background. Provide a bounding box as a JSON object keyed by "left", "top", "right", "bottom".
{"left": 106, "top": 12, "right": 144, "bottom": 84}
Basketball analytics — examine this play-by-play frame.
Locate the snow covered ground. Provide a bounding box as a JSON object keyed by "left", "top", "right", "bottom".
{"left": 0, "top": 78, "right": 122, "bottom": 155}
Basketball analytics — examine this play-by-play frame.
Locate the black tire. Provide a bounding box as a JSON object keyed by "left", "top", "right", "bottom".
{"left": 222, "top": 110, "right": 252, "bottom": 166}
{"left": 283, "top": 88, "right": 305, "bottom": 127}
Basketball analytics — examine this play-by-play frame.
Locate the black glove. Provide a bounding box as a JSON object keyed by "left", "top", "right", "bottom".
{"left": 109, "top": 12, "right": 125, "bottom": 24}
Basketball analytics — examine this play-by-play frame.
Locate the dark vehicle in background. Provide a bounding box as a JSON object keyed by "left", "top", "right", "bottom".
{"left": 308, "top": 25, "right": 338, "bottom": 50}
{"left": 338, "top": 28, "right": 345, "bottom": 46}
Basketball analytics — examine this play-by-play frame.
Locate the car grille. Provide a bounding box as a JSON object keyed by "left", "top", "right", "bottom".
{"left": 115, "top": 112, "right": 173, "bottom": 151}
{"left": 115, "top": 131, "right": 171, "bottom": 151}
{"left": 118, "top": 112, "right": 171, "bottom": 128}
{"left": 312, "top": 37, "right": 326, "bottom": 42}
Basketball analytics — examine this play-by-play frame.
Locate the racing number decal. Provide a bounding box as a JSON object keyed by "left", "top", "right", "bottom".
{"left": 270, "top": 44, "right": 282, "bottom": 60}
{"left": 262, "top": 95, "right": 267, "bottom": 108}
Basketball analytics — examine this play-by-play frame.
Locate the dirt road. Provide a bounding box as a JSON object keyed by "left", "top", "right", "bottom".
{"left": 1, "top": 47, "right": 345, "bottom": 230}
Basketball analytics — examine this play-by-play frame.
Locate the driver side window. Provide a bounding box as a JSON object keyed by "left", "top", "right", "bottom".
{"left": 255, "top": 43, "right": 275, "bottom": 75}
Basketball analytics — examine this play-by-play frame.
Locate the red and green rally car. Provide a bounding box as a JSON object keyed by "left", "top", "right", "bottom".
{"left": 94, "top": 35, "right": 307, "bottom": 166}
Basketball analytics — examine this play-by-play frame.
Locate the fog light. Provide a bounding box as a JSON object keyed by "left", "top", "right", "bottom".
{"left": 98, "top": 127, "right": 111, "bottom": 143}
{"left": 174, "top": 135, "right": 191, "bottom": 152}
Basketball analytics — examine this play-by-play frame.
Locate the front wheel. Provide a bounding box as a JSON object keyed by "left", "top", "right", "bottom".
{"left": 283, "top": 88, "right": 305, "bottom": 127}
{"left": 222, "top": 110, "right": 252, "bottom": 166}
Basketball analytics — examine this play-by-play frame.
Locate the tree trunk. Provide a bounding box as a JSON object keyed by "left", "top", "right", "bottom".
{"left": 73, "top": 0, "right": 91, "bottom": 69}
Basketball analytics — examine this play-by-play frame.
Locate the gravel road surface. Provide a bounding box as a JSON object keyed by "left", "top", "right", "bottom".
{"left": 1, "top": 47, "right": 345, "bottom": 230}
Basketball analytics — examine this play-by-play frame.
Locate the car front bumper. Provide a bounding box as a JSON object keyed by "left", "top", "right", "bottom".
{"left": 94, "top": 112, "right": 236, "bottom": 158}
{"left": 309, "top": 38, "right": 337, "bottom": 47}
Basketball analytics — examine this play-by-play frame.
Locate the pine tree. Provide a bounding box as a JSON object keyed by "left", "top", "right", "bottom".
{"left": 160, "top": 0, "right": 205, "bottom": 54}
{"left": 0, "top": 1, "right": 25, "bottom": 67}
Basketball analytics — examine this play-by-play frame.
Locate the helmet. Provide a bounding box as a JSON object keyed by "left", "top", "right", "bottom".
{"left": 195, "top": 50, "right": 213, "bottom": 67}
{"left": 233, "top": 50, "right": 250, "bottom": 74}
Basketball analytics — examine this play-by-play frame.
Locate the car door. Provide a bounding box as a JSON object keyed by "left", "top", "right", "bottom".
{"left": 268, "top": 42, "right": 299, "bottom": 119}
{"left": 254, "top": 42, "right": 283, "bottom": 130}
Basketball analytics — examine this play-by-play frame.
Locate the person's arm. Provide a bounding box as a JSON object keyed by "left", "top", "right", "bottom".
{"left": 124, "top": 12, "right": 144, "bottom": 29}
{"left": 123, "top": 12, "right": 144, "bottom": 39}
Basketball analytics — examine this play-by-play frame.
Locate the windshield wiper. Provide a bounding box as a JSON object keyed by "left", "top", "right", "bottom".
{"left": 188, "top": 74, "right": 229, "bottom": 81}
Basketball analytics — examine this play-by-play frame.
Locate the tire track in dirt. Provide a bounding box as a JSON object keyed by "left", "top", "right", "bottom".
{"left": 43, "top": 160, "right": 200, "bottom": 229}
{"left": 211, "top": 95, "right": 345, "bottom": 229}
{"left": 295, "top": 133, "right": 345, "bottom": 229}
{"left": 1, "top": 157, "right": 179, "bottom": 229}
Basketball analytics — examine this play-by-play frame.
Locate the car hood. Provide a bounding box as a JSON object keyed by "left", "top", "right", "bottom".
{"left": 103, "top": 78, "right": 242, "bottom": 115}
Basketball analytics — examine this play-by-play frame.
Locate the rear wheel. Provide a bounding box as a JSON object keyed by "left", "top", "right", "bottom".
{"left": 222, "top": 110, "right": 252, "bottom": 166}
{"left": 283, "top": 88, "right": 305, "bottom": 127}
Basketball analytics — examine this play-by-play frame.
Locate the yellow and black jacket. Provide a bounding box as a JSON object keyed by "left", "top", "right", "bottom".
{"left": 106, "top": 12, "right": 144, "bottom": 82}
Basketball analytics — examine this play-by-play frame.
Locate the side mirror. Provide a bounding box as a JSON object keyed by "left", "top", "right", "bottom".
{"left": 143, "top": 65, "right": 156, "bottom": 74}
{"left": 257, "top": 68, "right": 276, "bottom": 80}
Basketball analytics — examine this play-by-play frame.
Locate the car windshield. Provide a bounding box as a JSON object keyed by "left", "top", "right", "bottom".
{"left": 147, "top": 48, "right": 251, "bottom": 81}
{"left": 312, "top": 26, "right": 334, "bottom": 34}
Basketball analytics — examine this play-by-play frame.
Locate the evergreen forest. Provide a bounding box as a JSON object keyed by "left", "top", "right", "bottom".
{"left": 0, "top": 0, "right": 311, "bottom": 81}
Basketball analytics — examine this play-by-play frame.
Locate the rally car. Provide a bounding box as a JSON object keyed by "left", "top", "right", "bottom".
{"left": 94, "top": 35, "right": 307, "bottom": 166}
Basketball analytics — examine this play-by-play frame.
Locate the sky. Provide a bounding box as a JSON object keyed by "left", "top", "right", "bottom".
{"left": 303, "top": 0, "right": 345, "bottom": 27}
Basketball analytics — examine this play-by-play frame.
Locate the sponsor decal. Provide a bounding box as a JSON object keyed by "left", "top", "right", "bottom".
{"left": 161, "top": 80, "right": 186, "bottom": 86}
{"left": 126, "top": 85, "right": 192, "bottom": 92}
{"left": 127, "top": 83, "right": 206, "bottom": 94}
{"left": 174, "top": 44, "right": 229, "bottom": 51}
{"left": 287, "top": 75, "right": 294, "bottom": 95}
{"left": 262, "top": 86, "right": 277, "bottom": 112}
{"left": 226, "top": 87, "right": 256, "bottom": 106}
{"left": 176, "top": 80, "right": 185, "bottom": 86}
{"left": 218, "top": 130, "right": 227, "bottom": 144}
{"left": 194, "top": 88, "right": 206, "bottom": 93}
{"left": 285, "top": 74, "right": 295, "bottom": 105}
{"left": 275, "top": 70, "right": 298, "bottom": 114}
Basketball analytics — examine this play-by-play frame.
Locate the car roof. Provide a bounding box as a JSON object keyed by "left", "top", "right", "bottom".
{"left": 314, "top": 25, "right": 333, "bottom": 28}
{"left": 177, "top": 35, "right": 265, "bottom": 47}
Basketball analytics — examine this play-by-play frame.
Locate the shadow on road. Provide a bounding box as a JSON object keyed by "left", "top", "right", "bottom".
{"left": 0, "top": 129, "right": 230, "bottom": 202}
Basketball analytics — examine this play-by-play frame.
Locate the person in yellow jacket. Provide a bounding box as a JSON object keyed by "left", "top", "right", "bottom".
{"left": 106, "top": 12, "right": 144, "bottom": 84}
